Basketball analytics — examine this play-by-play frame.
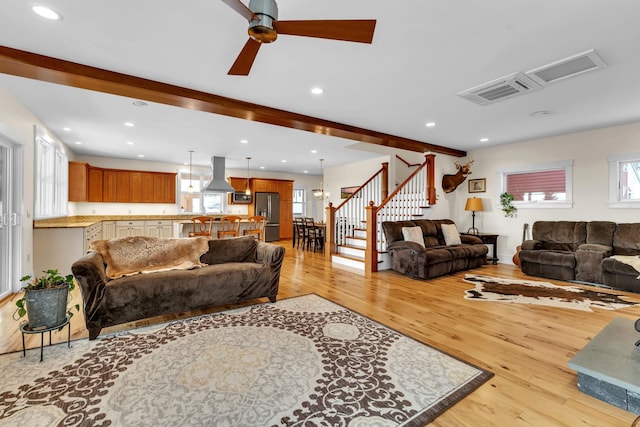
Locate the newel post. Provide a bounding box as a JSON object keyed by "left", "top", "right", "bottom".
{"left": 425, "top": 154, "right": 436, "bottom": 205}
{"left": 365, "top": 201, "right": 378, "bottom": 275}
{"left": 325, "top": 202, "right": 336, "bottom": 255}
{"left": 381, "top": 162, "right": 389, "bottom": 200}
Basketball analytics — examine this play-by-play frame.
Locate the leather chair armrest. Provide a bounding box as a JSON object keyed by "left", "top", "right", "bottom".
{"left": 460, "top": 235, "right": 482, "bottom": 245}
{"left": 387, "top": 240, "right": 427, "bottom": 253}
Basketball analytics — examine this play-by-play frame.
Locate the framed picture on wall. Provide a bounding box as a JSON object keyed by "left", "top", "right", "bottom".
{"left": 340, "top": 186, "right": 359, "bottom": 199}
{"left": 468, "top": 178, "right": 486, "bottom": 193}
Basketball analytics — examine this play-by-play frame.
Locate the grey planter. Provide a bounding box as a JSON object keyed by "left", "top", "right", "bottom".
{"left": 24, "top": 284, "right": 69, "bottom": 329}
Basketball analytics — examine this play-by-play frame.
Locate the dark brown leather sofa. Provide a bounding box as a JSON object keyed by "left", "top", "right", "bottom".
{"left": 519, "top": 221, "right": 640, "bottom": 292}
{"left": 381, "top": 219, "right": 488, "bottom": 279}
{"left": 72, "top": 236, "right": 285, "bottom": 339}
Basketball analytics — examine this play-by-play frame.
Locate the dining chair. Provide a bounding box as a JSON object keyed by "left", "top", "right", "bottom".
{"left": 293, "top": 217, "right": 305, "bottom": 248}
{"left": 243, "top": 215, "right": 267, "bottom": 241}
{"left": 217, "top": 215, "right": 241, "bottom": 239}
{"left": 188, "top": 216, "right": 213, "bottom": 237}
{"left": 303, "top": 217, "right": 323, "bottom": 252}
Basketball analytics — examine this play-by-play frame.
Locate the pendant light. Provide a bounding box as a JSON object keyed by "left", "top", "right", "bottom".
{"left": 245, "top": 157, "right": 251, "bottom": 195}
{"left": 187, "top": 150, "right": 194, "bottom": 193}
{"left": 313, "top": 158, "right": 326, "bottom": 199}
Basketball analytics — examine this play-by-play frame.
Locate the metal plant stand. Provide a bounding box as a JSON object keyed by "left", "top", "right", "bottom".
{"left": 20, "top": 317, "right": 71, "bottom": 362}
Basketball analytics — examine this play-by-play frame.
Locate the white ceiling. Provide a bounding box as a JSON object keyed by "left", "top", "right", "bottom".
{"left": 1, "top": 0, "right": 640, "bottom": 173}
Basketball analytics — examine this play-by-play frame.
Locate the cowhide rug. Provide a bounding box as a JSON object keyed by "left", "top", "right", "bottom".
{"left": 463, "top": 274, "right": 640, "bottom": 312}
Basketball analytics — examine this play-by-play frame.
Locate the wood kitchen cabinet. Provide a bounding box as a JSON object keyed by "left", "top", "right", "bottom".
{"left": 88, "top": 167, "right": 103, "bottom": 202}
{"left": 68, "top": 161, "right": 88, "bottom": 201}
{"left": 243, "top": 177, "right": 294, "bottom": 240}
{"left": 68, "top": 162, "right": 176, "bottom": 204}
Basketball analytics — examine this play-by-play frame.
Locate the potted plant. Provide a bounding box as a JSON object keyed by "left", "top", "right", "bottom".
{"left": 500, "top": 192, "right": 518, "bottom": 218}
{"left": 13, "top": 269, "right": 79, "bottom": 330}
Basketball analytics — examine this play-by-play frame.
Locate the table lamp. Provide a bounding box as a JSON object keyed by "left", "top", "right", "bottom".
{"left": 465, "top": 197, "right": 484, "bottom": 235}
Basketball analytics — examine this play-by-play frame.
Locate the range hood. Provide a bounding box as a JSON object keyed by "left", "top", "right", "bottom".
{"left": 202, "top": 156, "right": 236, "bottom": 193}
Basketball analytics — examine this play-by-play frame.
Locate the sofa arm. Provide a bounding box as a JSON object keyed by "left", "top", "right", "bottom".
{"left": 460, "top": 235, "right": 482, "bottom": 245}
{"left": 387, "top": 241, "right": 427, "bottom": 278}
{"left": 256, "top": 242, "right": 286, "bottom": 300}
{"left": 521, "top": 239, "right": 542, "bottom": 251}
{"left": 71, "top": 252, "right": 109, "bottom": 324}
{"left": 575, "top": 244, "right": 613, "bottom": 284}
{"left": 577, "top": 243, "right": 613, "bottom": 254}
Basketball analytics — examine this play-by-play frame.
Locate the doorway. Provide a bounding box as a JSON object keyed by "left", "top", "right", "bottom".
{"left": 0, "top": 133, "right": 22, "bottom": 299}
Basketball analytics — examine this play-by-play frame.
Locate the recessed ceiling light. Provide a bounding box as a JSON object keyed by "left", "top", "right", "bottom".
{"left": 303, "top": 170, "right": 308, "bottom": 174}
{"left": 480, "top": 138, "right": 489, "bottom": 142}
{"left": 259, "top": 166, "right": 265, "bottom": 169}
{"left": 126, "top": 141, "right": 135, "bottom": 146}
{"left": 31, "top": 5, "right": 62, "bottom": 20}
{"left": 310, "top": 87, "right": 324, "bottom": 95}
{"left": 240, "top": 139, "right": 248, "bottom": 144}
{"left": 425, "top": 122, "right": 436, "bottom": 127}
{"left": 310, "top": 149, "right": 318, "bottom": 154}
{"left": 124, "top": 122, "right": 135, "bottom": 127}
{"left": 132, "top": 100, "right": 147, "bottom": 107}
{"left": 281, "top": 159, "right": 287, "bottom": 163}
{"left": 137, "top": 154, "right": 144, "bottom": 158}
{"left": 74, "top": 141, "right": 82, "bottom": 145}
{"left": 63, "top": 127, "right": 71, "bottom": 132}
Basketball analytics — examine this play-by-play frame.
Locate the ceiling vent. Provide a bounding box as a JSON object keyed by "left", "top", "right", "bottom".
{"left": 525, "top": 49, "right": 607, "bottom": 85}
{"left": 457, "top": 72, "right": 542, "bottom": 106}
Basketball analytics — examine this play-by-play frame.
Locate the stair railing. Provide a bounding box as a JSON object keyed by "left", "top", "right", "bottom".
{"left": 325, "top": 162, "right": 388, "bottom": 256}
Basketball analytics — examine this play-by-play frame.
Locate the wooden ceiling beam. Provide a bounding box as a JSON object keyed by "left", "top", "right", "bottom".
{"left": 0, "top": 46, "right": 466, "bottom": 157}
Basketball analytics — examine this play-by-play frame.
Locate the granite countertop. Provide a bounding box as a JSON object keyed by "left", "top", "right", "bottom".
{"left": 33, "top": 214, "right": 241, "bottom": 229}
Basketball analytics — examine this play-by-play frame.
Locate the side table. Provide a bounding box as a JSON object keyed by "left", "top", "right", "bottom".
{"left": 20, "top": 317, "right": 71, "bottom": 362}
{"left": 462, "top": 233, "right": 499, "bottom": 264}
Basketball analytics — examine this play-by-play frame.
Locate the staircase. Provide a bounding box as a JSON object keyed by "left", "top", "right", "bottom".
{"left": 327, "top": 154, "right": 436, "bottom": 274}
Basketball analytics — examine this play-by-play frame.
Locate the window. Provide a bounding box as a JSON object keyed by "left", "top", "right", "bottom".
{"left": 34, "top": 127, "right": 68, "bottom": 219}
{"left": 608, "top": 153, "right": 640, "bottom": 208}
{"left": 179, "top": 172, "right": 227, "bottom": 214}
{"left": 293, "top": 188, "right": 306, "bottom": 217}
{"left": 498, "top": 160, "right": 573, "bottom": 208}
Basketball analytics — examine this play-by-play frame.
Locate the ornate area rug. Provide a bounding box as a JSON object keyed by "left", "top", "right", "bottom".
{"left": 464, "top": 274, "right": 640, "bottom": 312}
{"left": 0, "top": 294, "right": 492, "bottom": 426}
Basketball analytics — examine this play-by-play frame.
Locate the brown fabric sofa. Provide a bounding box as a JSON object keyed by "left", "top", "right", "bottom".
{"left": 72, "top": 236, "right": 285, "bottom": 339}
{"left": 520, "top": 221, "right": 640, "bottom": 292}
{"left": 381, "top": 219, "right": 488, "bottom": 279}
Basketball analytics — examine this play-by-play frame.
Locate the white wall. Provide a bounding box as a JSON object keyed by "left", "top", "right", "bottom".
{"left": 0, "top": 86, "right": 71, "bottom": 282}
{"left": 459, "top": 121, "right": 640, "bottom": 264}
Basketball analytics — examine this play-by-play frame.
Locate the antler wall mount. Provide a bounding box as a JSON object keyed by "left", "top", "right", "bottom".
{"left": 221, "top": 0, "right": 376, "bottom": 75}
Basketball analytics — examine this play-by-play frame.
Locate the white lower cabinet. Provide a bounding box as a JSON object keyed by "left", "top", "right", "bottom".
{"left": 102, "top": 221, "right": 116, "bottom": 240}
{"left": 115, "top": 221, "right": 146, "bottom": 237}
{"left": 144, "top": 220, "right": 174, "bottom": 238}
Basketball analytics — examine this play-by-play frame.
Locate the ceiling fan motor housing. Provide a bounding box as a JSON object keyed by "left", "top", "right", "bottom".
{"left": 248, "top": 0, "right": 279, "bottom": 43}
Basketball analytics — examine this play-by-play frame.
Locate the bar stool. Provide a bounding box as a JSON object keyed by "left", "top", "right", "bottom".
{"left": 189, "top": 216, "right": 214, "bottom": 237}
{"left": 218, "top": 215, "right": 241, "bottom": 239}
{"left": 243, "top": 216, "right": 267, "bottom": 241}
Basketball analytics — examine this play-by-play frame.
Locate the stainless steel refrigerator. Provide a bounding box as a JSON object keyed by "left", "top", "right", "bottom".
{"left": 255, "top": 192, "right": 280, "bottom": 242}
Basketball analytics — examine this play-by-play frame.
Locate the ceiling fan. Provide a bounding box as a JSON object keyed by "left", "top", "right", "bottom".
{"left": 221, "top": 0, "right": 376, "bottom": 75}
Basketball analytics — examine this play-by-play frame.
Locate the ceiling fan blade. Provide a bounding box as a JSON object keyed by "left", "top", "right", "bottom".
{"left": 228, "top": 38, "right": 262, "bottom": 75}
{"left": 273, "top": 20, "right": 376, "bottom": 43}
{"left": 220, "top": 0, "right": 258, "bottom": 22}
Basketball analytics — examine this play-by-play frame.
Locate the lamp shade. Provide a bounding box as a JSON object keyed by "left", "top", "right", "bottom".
{"left": 465, "top": 197, "right": 484, "bottom": 212}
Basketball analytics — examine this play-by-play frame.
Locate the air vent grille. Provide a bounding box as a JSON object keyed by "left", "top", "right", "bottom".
{"left": 525, "top": 49, "right": 607, "bottom": 85}
{"left": 457, "top": 72, "right": 542, "bottom": 105}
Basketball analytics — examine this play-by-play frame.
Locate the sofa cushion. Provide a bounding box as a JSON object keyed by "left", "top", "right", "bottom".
{"left": 200, "top": 235, "right": 258, "bottom": 265}
{"left": 441, "top": 223, "right": 462, "bottom": 245}
{"left": 532, "top": 221, "right": 587, "bottom": 251}
{"left": 586, "top": 221, "right": 617, "bottom": 246}
{"left": 402, "top": 226, "right": 425, "bottom": 247}
{"left": 613, "top": 223, "right": 640, "bottom": 255}
{"left": 90, "top": 236, "right": 210, "bottom": 279}
{"left": 382, "top": 221, "right": 418, "bottom": 244}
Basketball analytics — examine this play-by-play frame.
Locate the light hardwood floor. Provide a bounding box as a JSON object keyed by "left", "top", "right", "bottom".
{"left": 2, "top": 241, "right": 640, "bottom": 426}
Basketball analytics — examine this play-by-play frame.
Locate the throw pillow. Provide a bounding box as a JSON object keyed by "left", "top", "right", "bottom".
{"left": 441, "top": 223, "right": 462, "bottom": 245}
{"left": 402, "top": 226, "right": 425, "bottom": 248}
{"left": 200, "top": 235, "right": 258, "bottom": 265}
